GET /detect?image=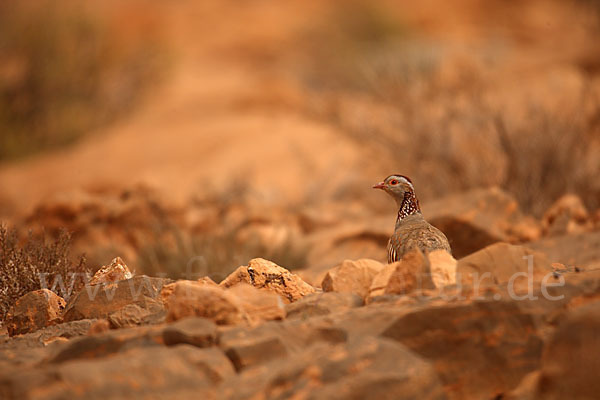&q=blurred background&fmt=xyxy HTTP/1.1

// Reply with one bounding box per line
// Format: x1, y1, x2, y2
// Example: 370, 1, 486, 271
1, 0, 599, 284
